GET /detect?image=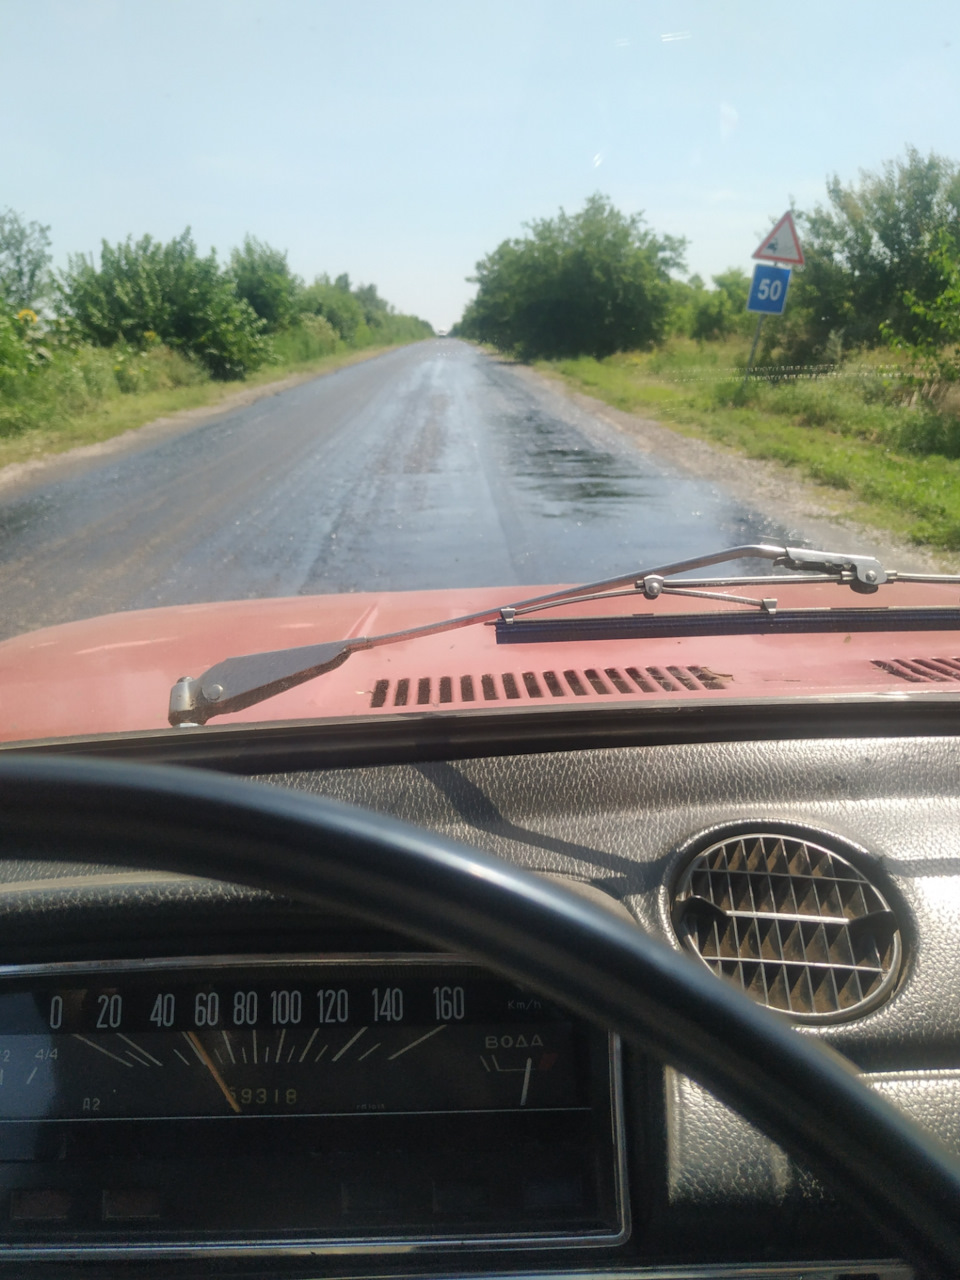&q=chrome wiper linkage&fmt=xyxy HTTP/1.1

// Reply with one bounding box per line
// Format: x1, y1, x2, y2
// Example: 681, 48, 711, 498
614, 547, 889, 617
167, 543, 956, 726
